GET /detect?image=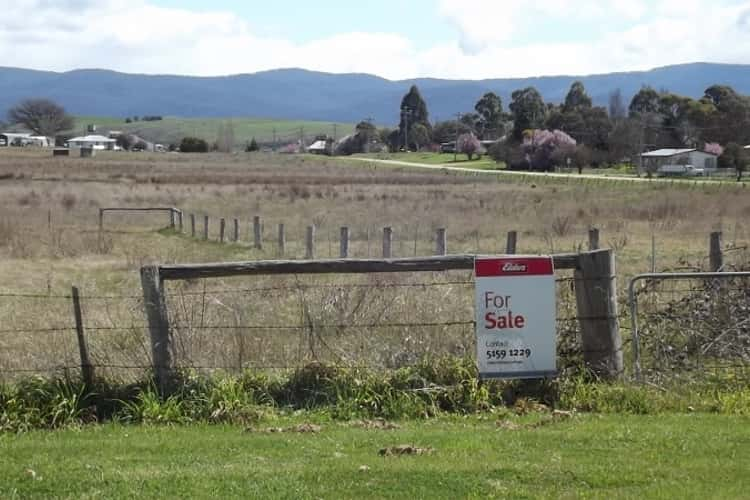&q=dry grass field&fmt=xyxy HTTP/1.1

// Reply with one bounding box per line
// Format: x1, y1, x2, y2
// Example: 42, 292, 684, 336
0, 148, 748, 379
